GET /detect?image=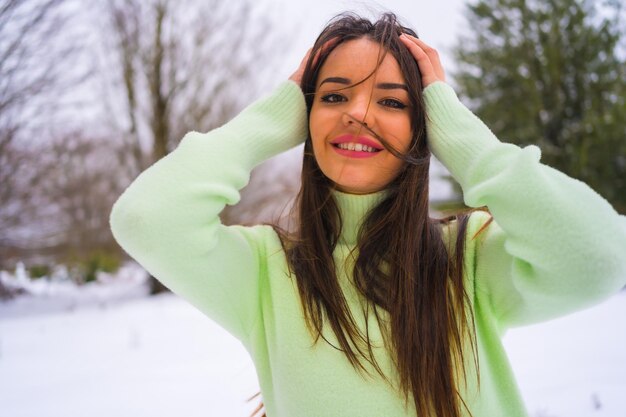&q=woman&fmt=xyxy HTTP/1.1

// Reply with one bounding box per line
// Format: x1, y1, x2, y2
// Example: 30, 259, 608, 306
110, 12, 626, 417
